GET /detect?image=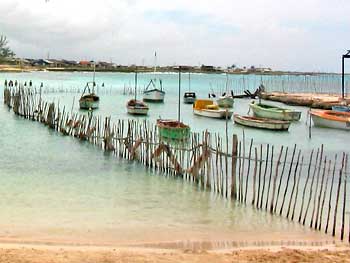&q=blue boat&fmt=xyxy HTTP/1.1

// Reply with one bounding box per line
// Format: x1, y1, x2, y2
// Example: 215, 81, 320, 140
332, 105, 350, 112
